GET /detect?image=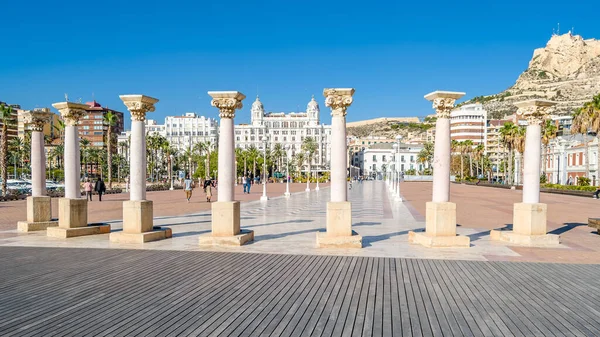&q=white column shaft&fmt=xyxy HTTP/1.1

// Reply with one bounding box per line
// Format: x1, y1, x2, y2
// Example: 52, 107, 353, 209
432, 118, 450, 202
331, 115, 347, 202
130, 120, 146, 201
218, 118, 234, 201
31, 131, 46, 196
523, 124, 541, 203
64, 125, 80, 199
